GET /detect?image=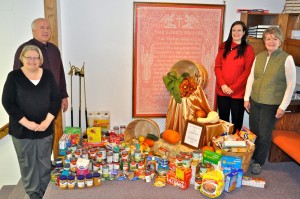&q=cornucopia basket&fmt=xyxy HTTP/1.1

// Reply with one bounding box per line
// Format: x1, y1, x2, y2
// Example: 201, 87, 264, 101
124, 118, 160, 142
